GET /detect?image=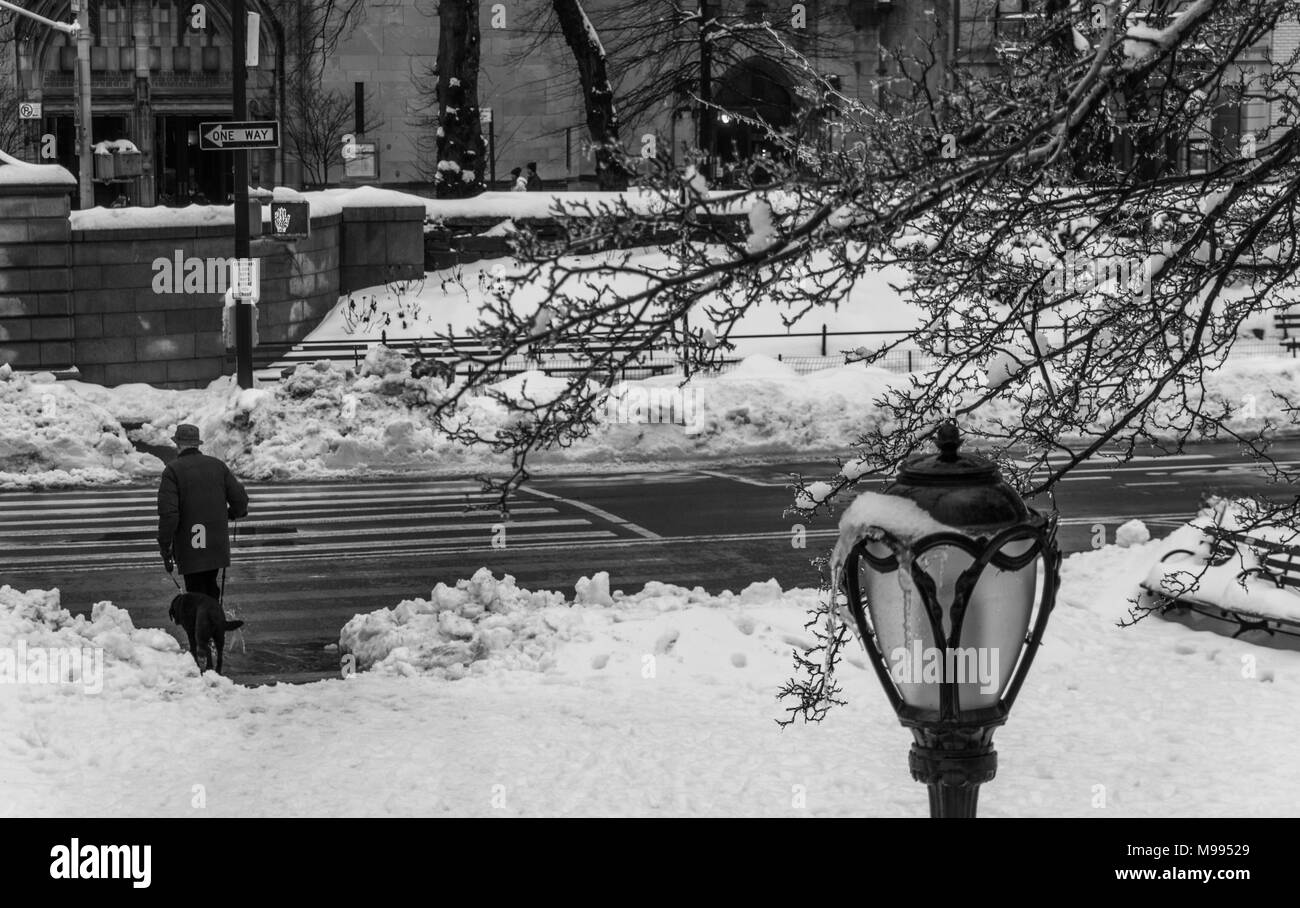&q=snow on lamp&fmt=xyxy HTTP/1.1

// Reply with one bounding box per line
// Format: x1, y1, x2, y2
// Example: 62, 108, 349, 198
834, 420, 1061, 817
